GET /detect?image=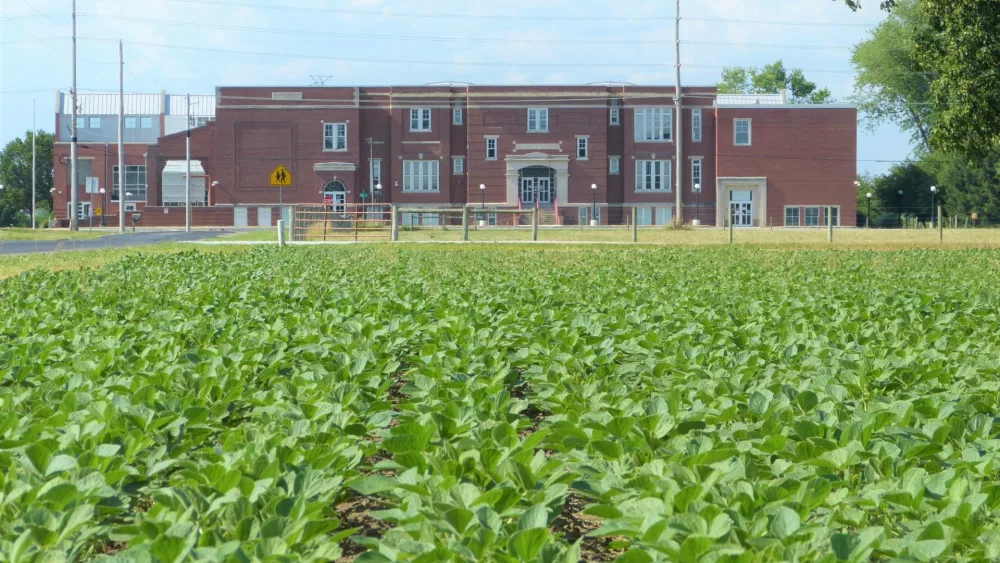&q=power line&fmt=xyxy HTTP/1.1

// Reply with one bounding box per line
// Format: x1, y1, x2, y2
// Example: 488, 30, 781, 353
684, 16, 879, 28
